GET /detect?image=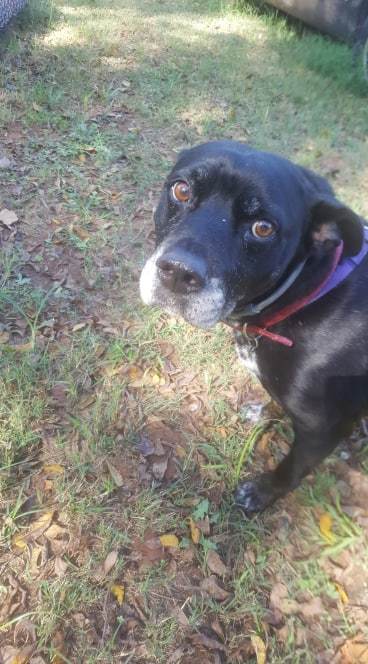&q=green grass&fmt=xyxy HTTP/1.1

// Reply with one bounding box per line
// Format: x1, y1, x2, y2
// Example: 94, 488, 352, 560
0, 0, 368, 661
